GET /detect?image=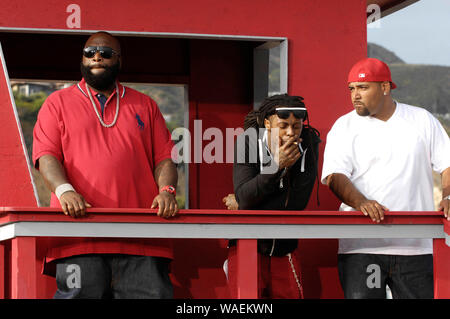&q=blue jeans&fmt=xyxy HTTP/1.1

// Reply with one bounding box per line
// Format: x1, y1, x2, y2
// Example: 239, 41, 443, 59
53, 254, 173, 299
338, 254, 433, 299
